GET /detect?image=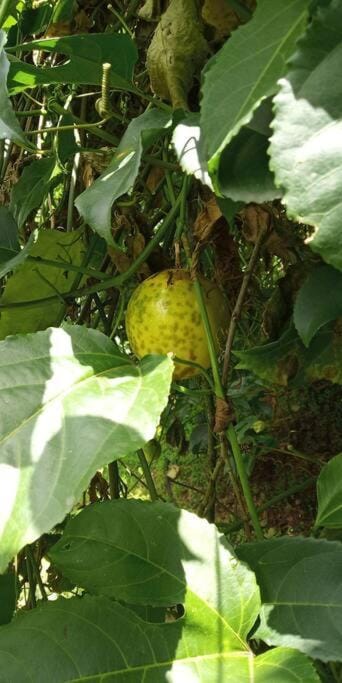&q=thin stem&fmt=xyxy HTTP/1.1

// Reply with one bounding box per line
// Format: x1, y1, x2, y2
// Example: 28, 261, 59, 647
222, 224, 267, 387
25, 116, 111, 136
26, 255, 110, 281
137, 449, 158, 501
184, 235, 263, 539
218, 476, 316, 535
227, 424, 263, 539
